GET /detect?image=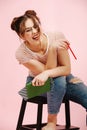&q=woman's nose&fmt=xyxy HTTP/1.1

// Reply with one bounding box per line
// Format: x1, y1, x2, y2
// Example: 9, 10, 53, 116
32, 27, 37, 33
